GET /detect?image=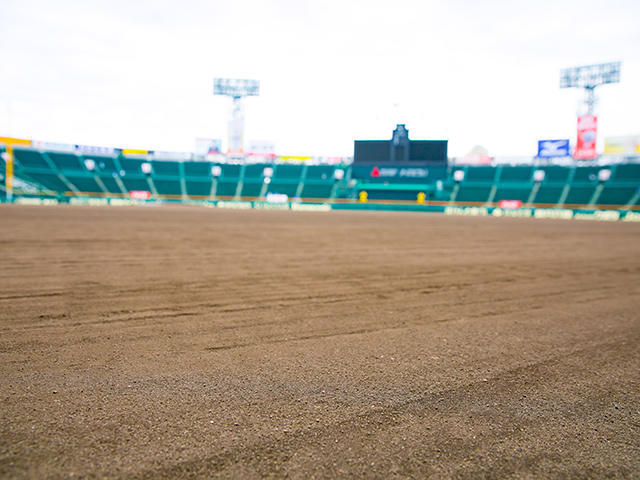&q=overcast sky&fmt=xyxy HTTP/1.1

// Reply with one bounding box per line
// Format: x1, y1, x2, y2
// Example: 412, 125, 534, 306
1, 0, 638, 157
